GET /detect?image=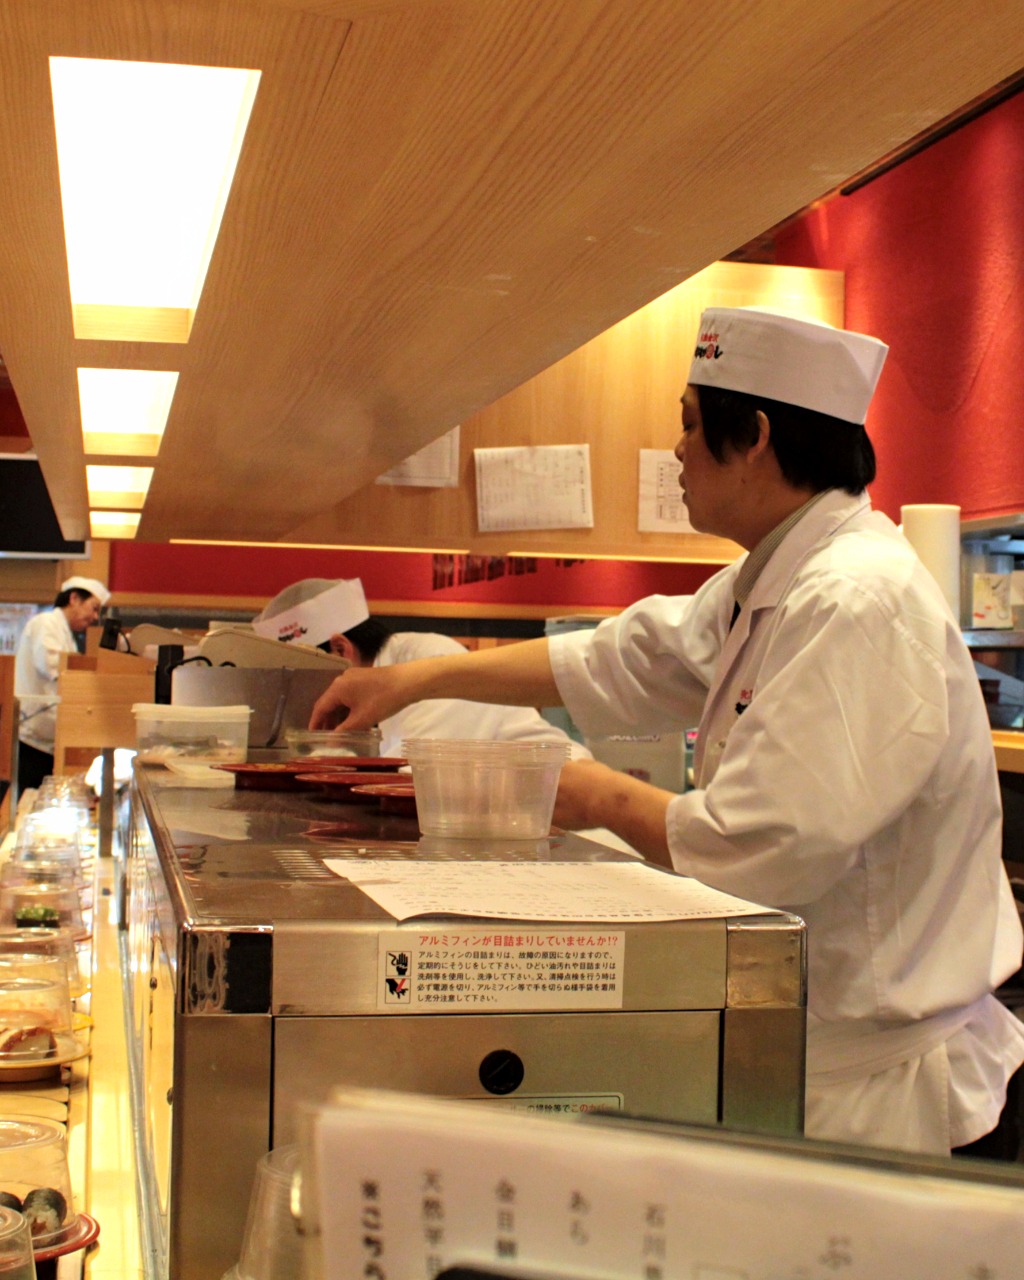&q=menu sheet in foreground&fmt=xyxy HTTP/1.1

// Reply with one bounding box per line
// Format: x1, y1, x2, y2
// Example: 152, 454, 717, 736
309, 1088, 1024, 1280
